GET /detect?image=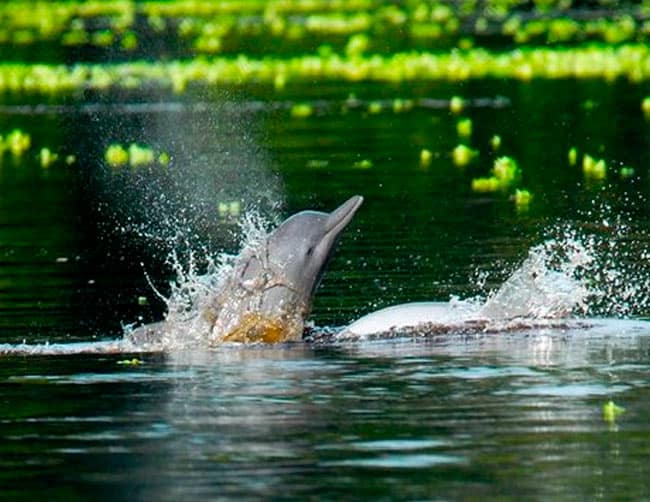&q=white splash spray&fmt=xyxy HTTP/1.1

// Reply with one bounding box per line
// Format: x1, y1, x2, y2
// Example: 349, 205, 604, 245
479, 217, 650, 322
138, 210, 278, 350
